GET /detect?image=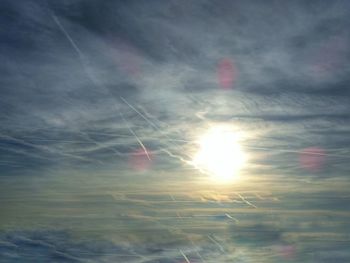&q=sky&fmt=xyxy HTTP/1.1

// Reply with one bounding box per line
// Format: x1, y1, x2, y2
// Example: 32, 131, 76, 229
1, 0, 350, 262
